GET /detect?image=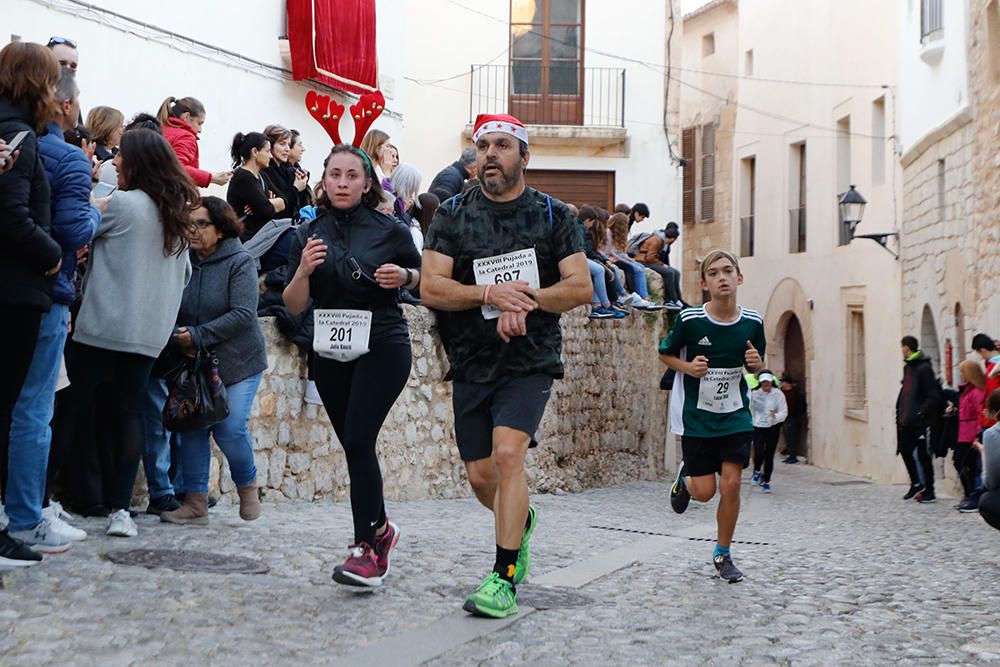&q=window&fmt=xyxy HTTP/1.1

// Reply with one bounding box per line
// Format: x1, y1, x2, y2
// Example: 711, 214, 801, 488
744, 49, 753, 76
836, 115, 851, 246
702, 32, 715, 56
682, 126, 696, 224
740, 156, 755, 257
872, 97, 885, 186
701, 123, 716, 222
921, 0, 943, 43
845, 306, 866, 413
789, 143, 806, 253
937, 159, 946, 223
510, 0, 584, 124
